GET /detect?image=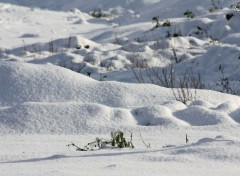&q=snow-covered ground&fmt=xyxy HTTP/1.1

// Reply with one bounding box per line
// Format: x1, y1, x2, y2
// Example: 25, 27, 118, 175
1, 130, 240, 176
1, 0, 240, 175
